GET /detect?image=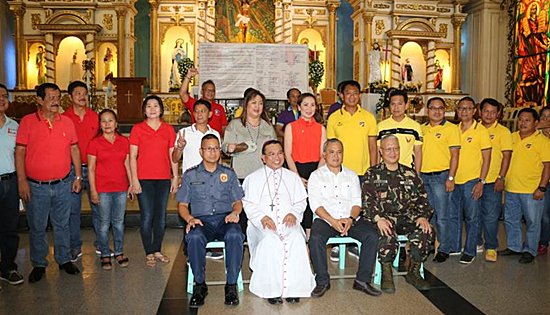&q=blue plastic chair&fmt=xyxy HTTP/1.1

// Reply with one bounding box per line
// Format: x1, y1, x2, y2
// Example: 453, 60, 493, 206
373, 235, 424, 285
326, 236, 362, 270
